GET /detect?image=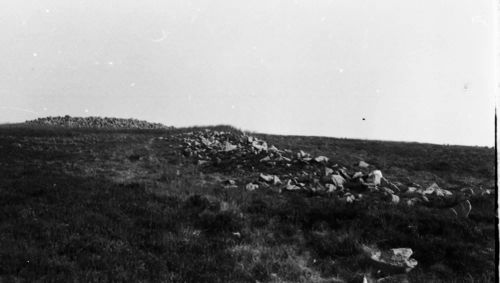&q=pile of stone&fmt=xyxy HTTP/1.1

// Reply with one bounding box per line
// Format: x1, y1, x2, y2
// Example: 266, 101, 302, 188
165, 129, 473, 217
178, 130, 293, 168
26, 116, 172, 130
158, 129, 483, 280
